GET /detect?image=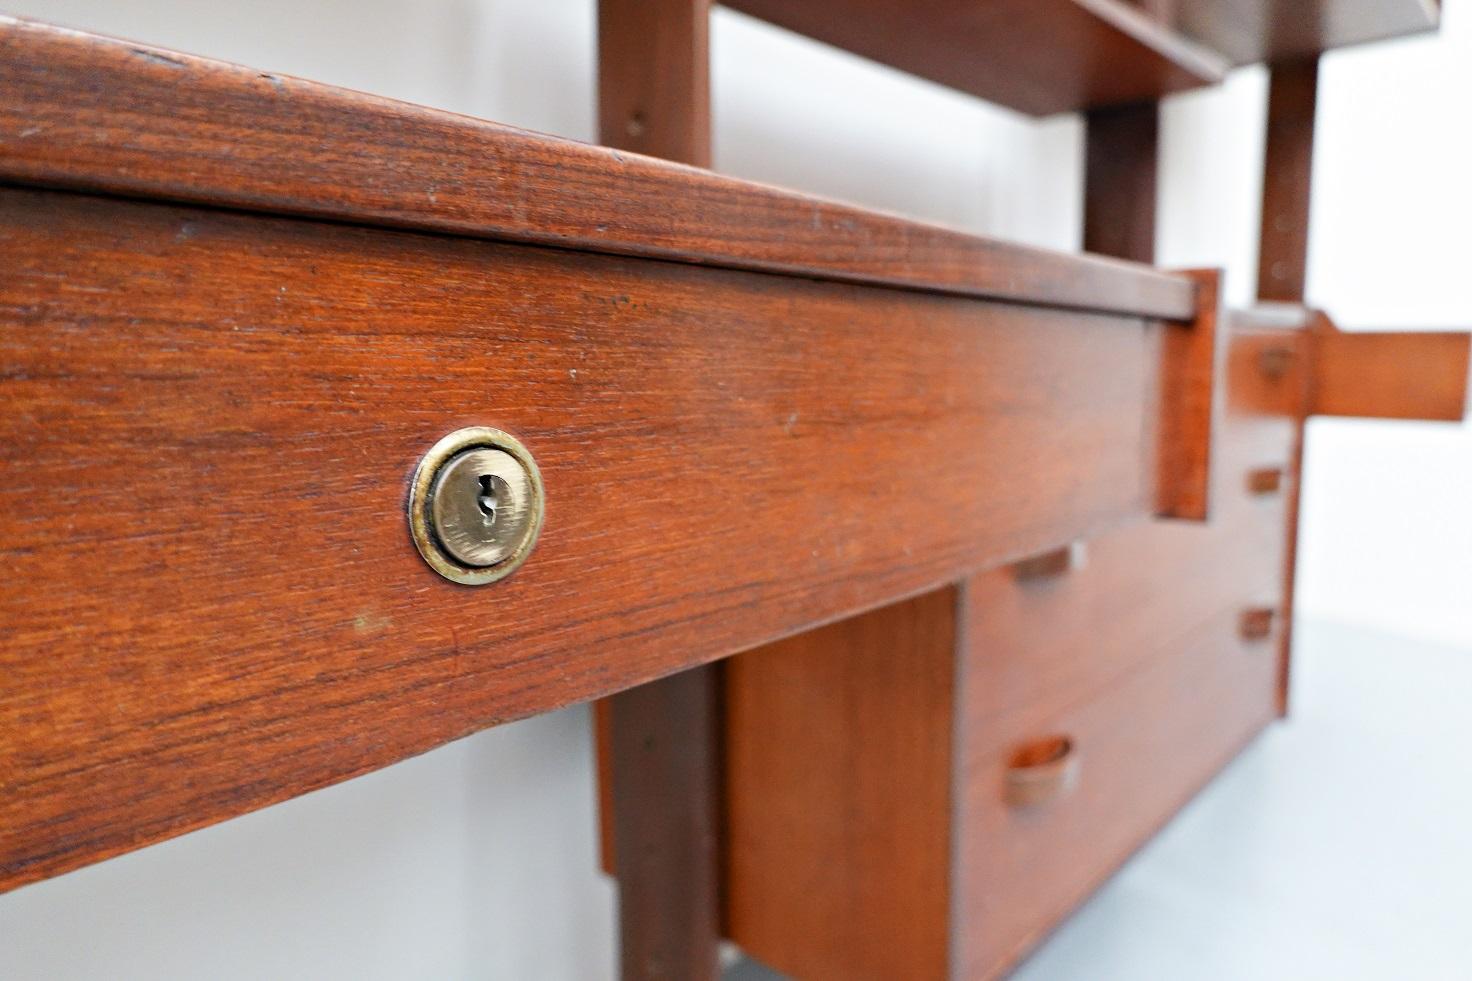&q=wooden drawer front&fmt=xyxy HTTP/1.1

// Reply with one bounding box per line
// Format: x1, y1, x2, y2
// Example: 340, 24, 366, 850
953, 605, 1280, 979
951, 325, 1303, 977
961, 325, 1301, 734
1, 187, 1185, 890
